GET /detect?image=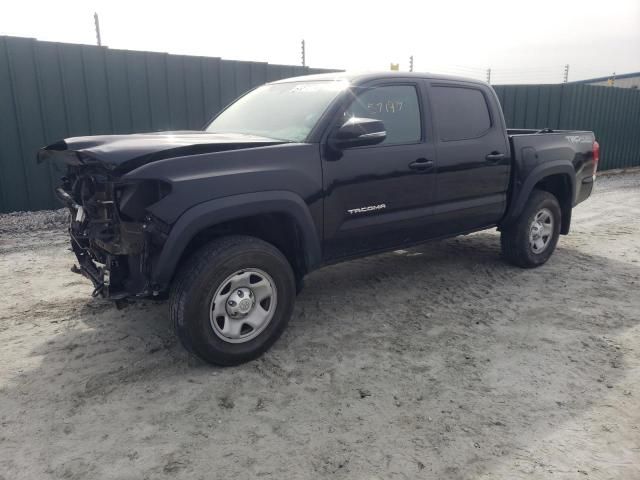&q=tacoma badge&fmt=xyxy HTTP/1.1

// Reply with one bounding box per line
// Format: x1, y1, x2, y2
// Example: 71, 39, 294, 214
347, 204, 387, 215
